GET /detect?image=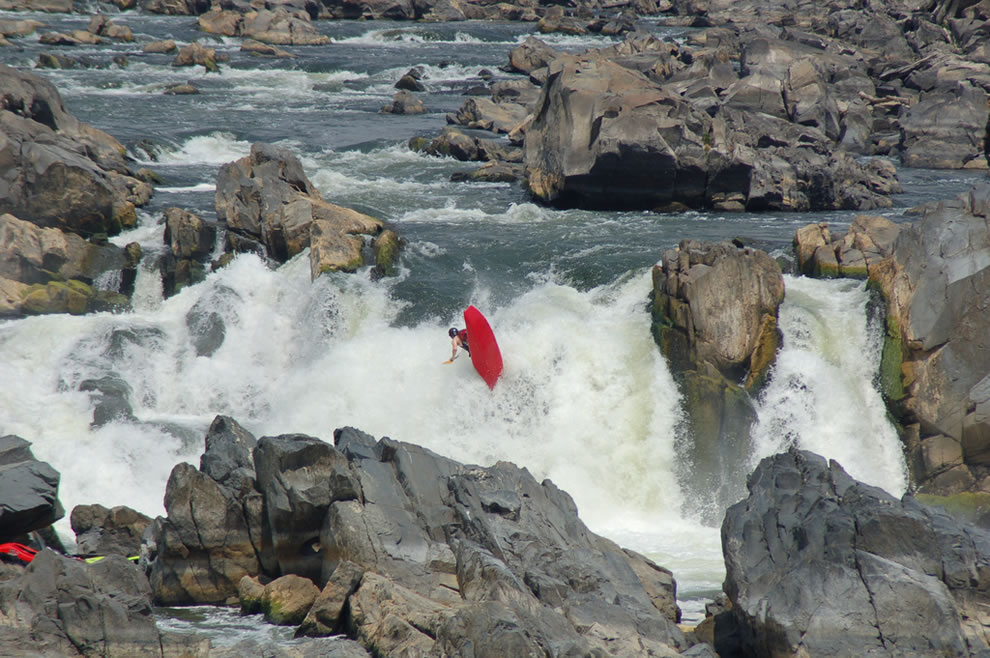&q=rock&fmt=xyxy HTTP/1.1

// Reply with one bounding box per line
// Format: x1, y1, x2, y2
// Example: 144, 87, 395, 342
867, 186, 990, 495
0, 66, 150, 236
0, 436, 63, 540
261, 574, 321, 625
0, 19, 43, 38
297, 560, 365, 637
0, 551, 168, 656
447, 96, 528, 134
70, 504, 150, 557
0, 213, 134, 288
241, 38, 295, 57
381, 89, 425, 114
160, 207, 217, 297
371, 228, 401, 278
163, 83, 199, 95
216, 143, 384, 274
720, 449, 989, 656
900, 81, 989, 169
254, 434, 351, 583
143, 38, 177, 53
241, 8, 330, 46
146, 456, 263, 604
652, 241, 783, 518
394, 72, 425, 92
506, 36, 560, 75
172, 42, 219, 72
238, 574, 266, 614
199, 414, 257, 492
654, 240, 784, 383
